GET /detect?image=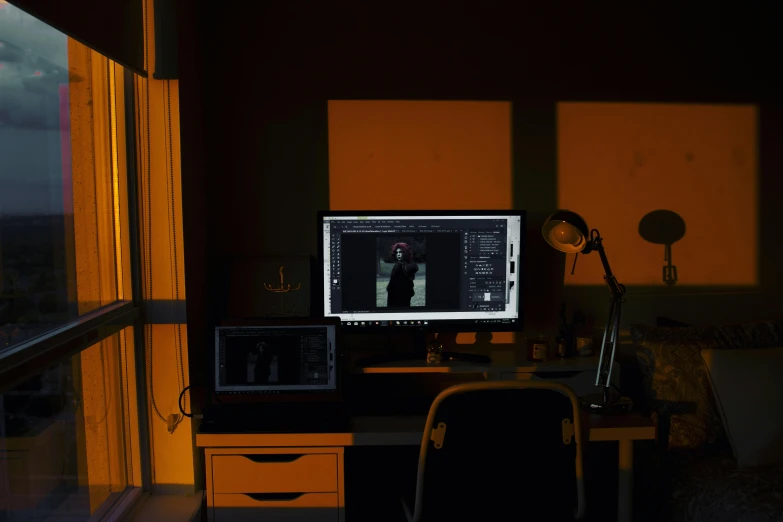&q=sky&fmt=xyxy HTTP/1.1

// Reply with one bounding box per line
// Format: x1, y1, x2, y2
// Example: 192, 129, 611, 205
0, 2, 71, 216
